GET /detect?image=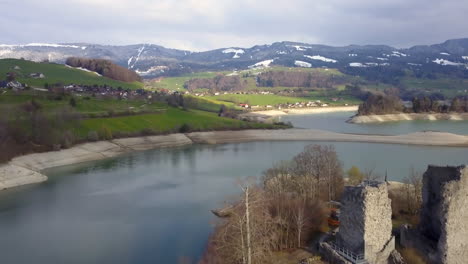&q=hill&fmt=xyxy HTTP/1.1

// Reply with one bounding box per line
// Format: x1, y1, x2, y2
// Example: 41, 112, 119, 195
1, 39, 468, 80
0, 59, 144, 89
